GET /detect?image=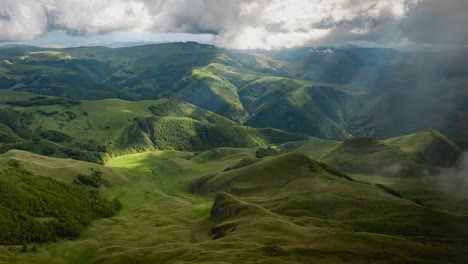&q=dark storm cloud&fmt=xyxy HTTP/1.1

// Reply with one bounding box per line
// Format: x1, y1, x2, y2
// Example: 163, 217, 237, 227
400, 0, 468, 45
0, 9, 12, 21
